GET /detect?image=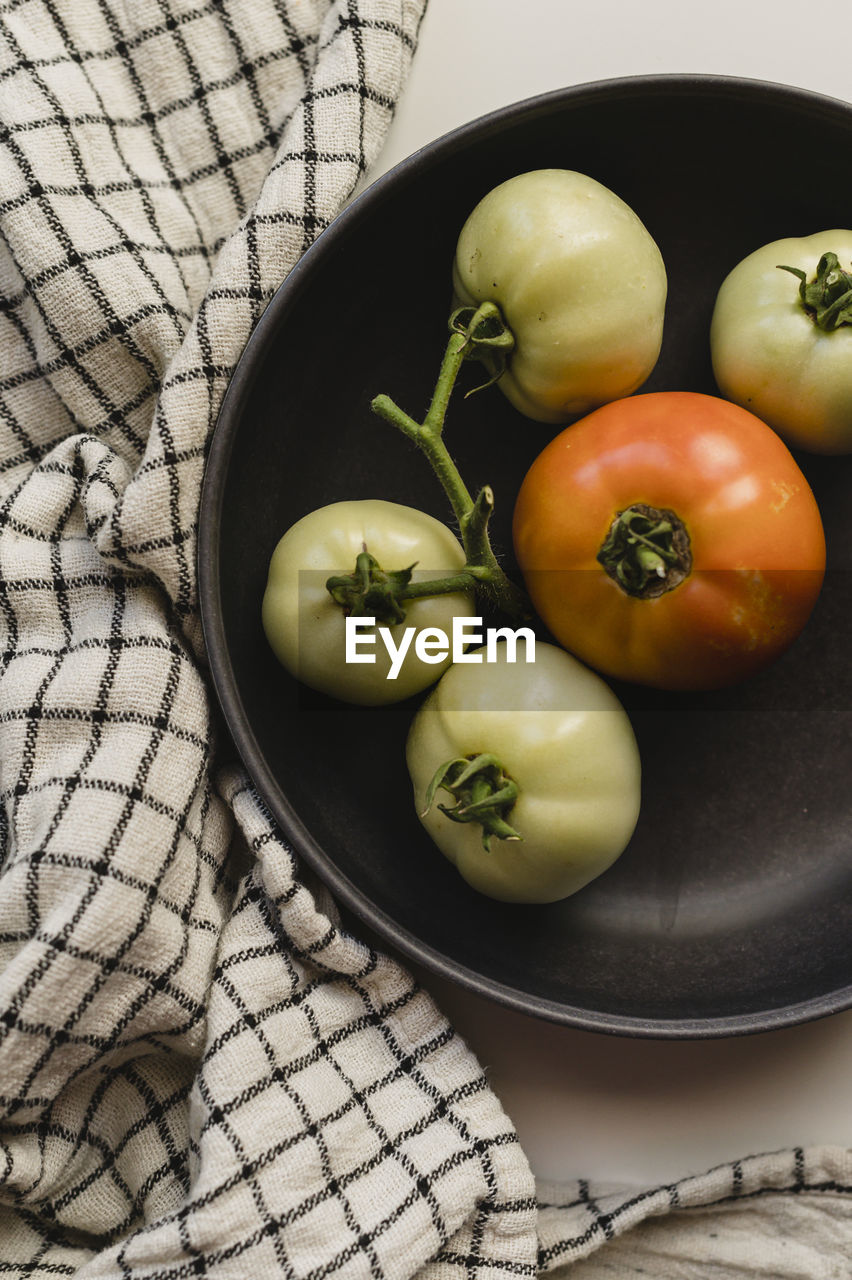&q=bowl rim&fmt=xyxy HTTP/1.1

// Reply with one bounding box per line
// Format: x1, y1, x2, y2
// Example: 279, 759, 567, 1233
198, 72, 852, 1039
